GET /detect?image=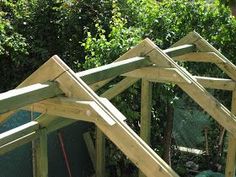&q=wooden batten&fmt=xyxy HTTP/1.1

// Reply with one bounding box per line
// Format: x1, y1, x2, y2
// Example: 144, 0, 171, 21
77, 57, 150, 85
194, 76, 236, 91
225, 90, 236, 177
83, 132, 96, 169
173, 52, 226, 63
0, 121, 40, 155
95, 128, 105, 177
139, 79, 152, 177
0, 82, 62, 114
163, 44, 196, 58
34, 129, 48, 177
0, 121, 39, 147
